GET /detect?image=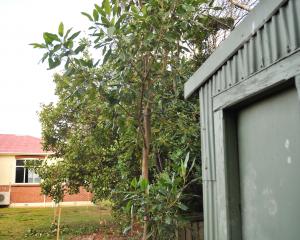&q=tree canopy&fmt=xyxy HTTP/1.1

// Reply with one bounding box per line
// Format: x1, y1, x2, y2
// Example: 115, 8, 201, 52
32, 0, 239, 238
